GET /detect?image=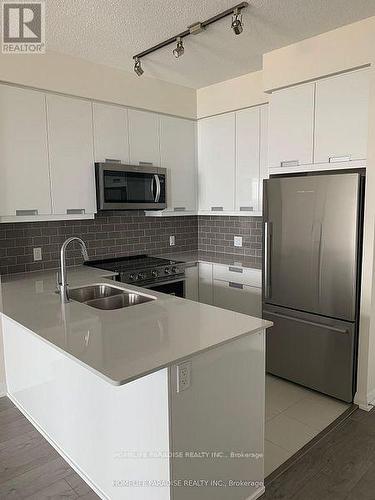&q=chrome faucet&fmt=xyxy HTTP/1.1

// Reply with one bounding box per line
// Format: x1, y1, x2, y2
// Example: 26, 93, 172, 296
58, 237, 89, 303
